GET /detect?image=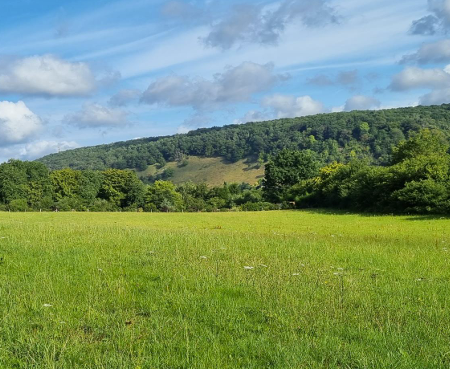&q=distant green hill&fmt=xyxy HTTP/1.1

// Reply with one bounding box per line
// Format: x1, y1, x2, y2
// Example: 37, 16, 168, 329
37, 105, 450, 184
